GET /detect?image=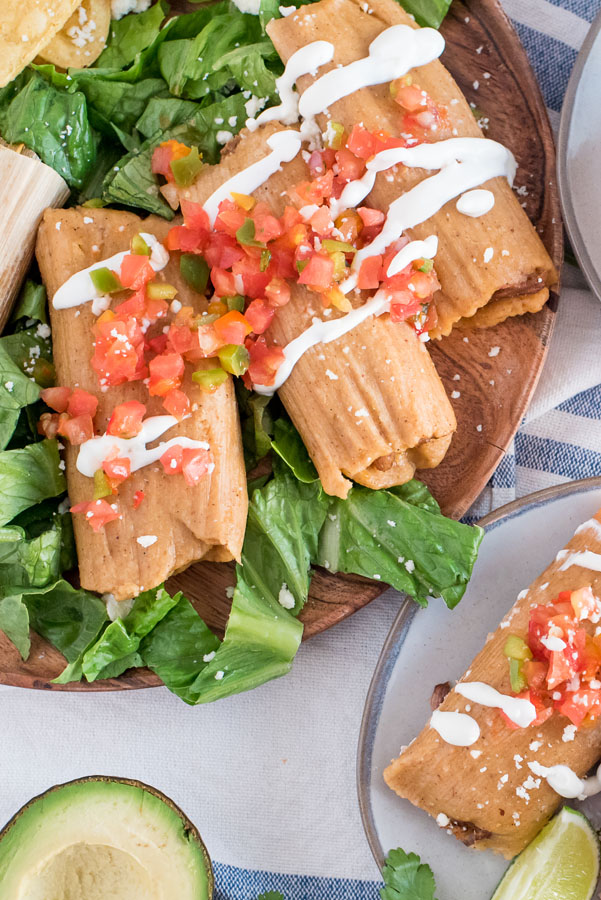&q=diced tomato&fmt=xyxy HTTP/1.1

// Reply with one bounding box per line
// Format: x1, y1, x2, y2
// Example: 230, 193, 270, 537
211, 267, 237, 297
245, 298, 275, 334
148, 353, 184, 397
546, 649, 573, 690
298, 253, 335, 289
57, 414, 94, 445
500, 690, 552, 730
393, 83, 426, 112
180, 199, 210, 233
294, 170, 334, 204
67, 388, 98, 419
387, 291, 422, 324
196, 324, 223, 358
528, 605, 554, 660
167, 323, 197, 355
558, 689, 601, 727
92, 316, 146, 386
166, 224, 207, 254
203, 233, 244, 269
335, 148, 365, 183
181, 447, 213, 486
133, 490, 145, 509
357, 255, 383, 290
264, 277, 291, 308
523, 659, 548, 692
107, 401, 146, 438
163, 388, 191, 420
357, 207, 385, 228
347, 124, 378, 160
41, 386, 72, 413
160, 444, 184, 475
280, 206, 303, 232
334, 209, 364, 244
70, 498, 120, 533
213, 310, 252, 345
102, 456, 131, 484
247, 336, 285, 387
215, 204, 247, 236
252, 205, 283, 242
571, 586, 601, 622
120, 254, 155, 291
147, 333, 169, 355
151, 144, 173, 178
309, 206, 333, 236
